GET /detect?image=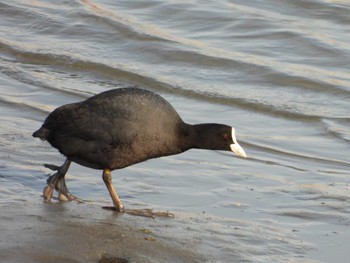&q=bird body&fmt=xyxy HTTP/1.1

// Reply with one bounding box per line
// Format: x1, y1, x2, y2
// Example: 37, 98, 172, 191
34, 88, 189, 169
